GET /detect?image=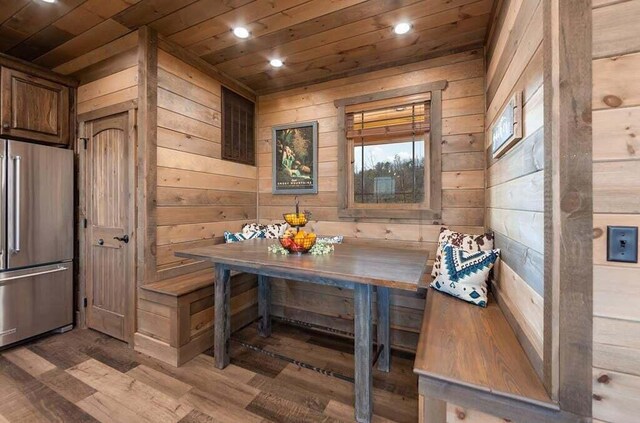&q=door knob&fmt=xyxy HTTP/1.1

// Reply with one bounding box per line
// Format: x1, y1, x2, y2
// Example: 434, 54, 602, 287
113, 234, 129, 243
98, 239, 104, 245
